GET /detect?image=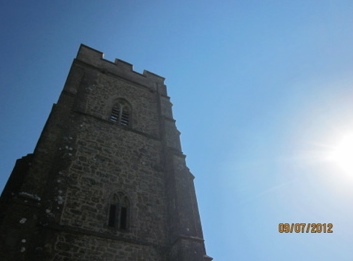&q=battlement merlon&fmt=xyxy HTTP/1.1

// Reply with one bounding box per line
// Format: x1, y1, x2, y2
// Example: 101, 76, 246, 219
76, 44, 167, 95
